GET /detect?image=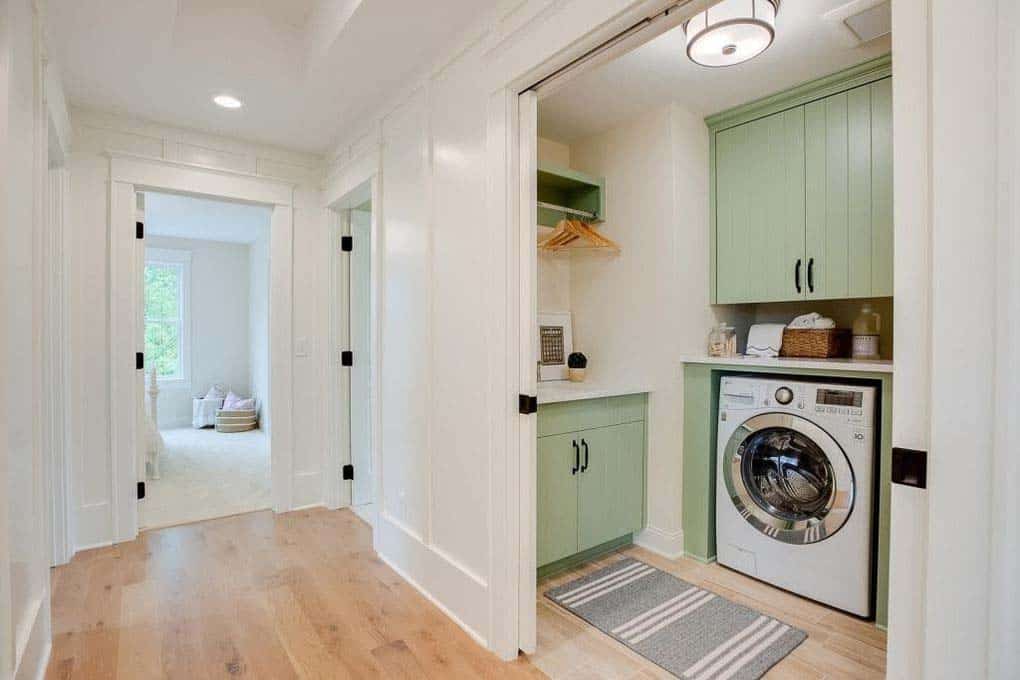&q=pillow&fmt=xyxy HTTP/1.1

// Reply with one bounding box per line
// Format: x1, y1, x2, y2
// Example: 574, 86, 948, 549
233, 398, 255, 411
223, 390, 243, 410
205, 385, 226, 401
